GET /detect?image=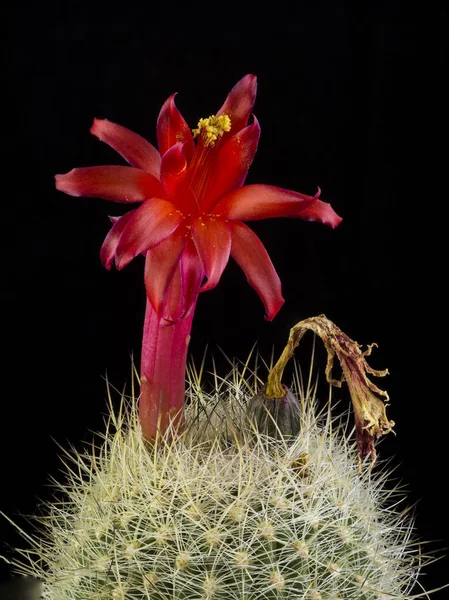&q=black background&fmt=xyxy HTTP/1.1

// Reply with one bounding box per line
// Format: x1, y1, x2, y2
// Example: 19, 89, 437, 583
4, 1, 448, 597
